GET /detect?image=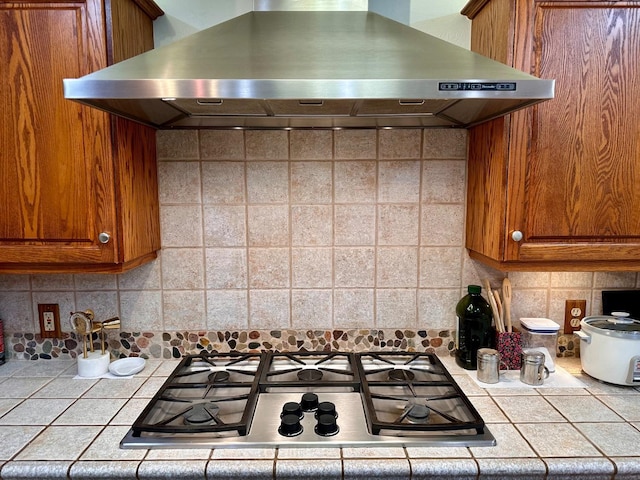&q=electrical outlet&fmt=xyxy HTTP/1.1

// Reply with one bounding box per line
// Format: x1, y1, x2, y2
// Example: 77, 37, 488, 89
38, 304, 61, 338
564, 299, 586, 333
